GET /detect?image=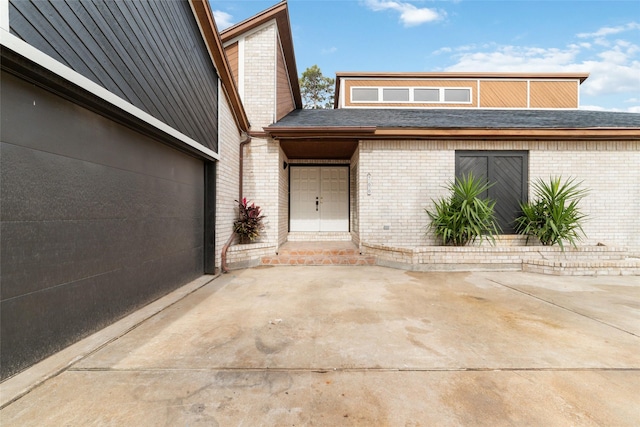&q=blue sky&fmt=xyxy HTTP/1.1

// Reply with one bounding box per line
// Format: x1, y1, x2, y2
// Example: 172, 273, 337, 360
211, 1, 640, 112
